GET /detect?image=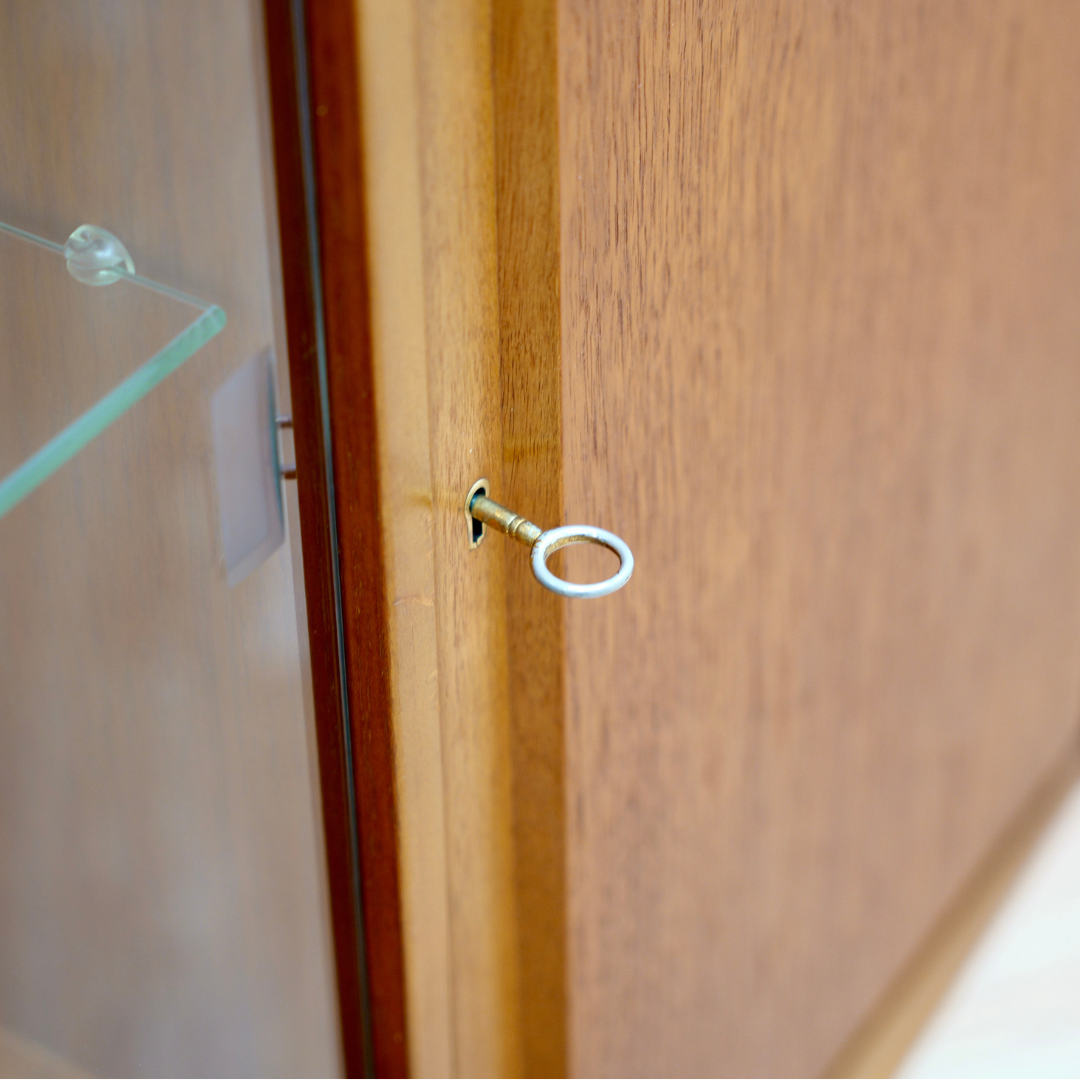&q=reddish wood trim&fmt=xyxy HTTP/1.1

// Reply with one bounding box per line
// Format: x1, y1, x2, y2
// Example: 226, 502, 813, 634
304, 0, 409, 1073
263, 1, 408, 1076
